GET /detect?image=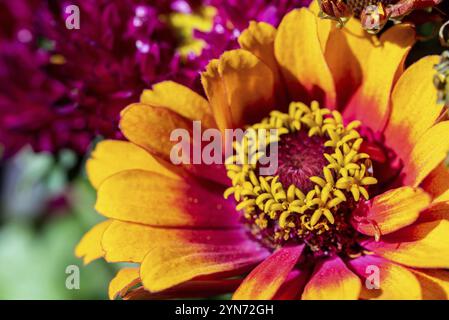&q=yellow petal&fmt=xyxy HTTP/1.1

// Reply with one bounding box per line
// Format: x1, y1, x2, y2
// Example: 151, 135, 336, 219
140, 81, 216, 129
201, 49, 275, 132
95, 169, 239, 227
140, 244, 269, 292
316, 19, 332, 53
201, 59, 232, 131
306, 0, 333, 52
349, 255, 422, 300
238, 22, 277, 71
324, 25, 362, 107
339, 19, 376, 82
119, 103, 227, 185
275, 8, 336, 107
384, 56, 444, 161
308, 0, 320, 13
302, 256, 361, 300
365, 219, 449, 268
238, 22, 286, 105
324, 18, 375, 107
403, 121, 449, 187
86, 140, 179, 189
344, 24, 415, 132
109, 267, 140, 300
120, 103, 192, 160
351, 187, 430, 237
75, 220, 111, 265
